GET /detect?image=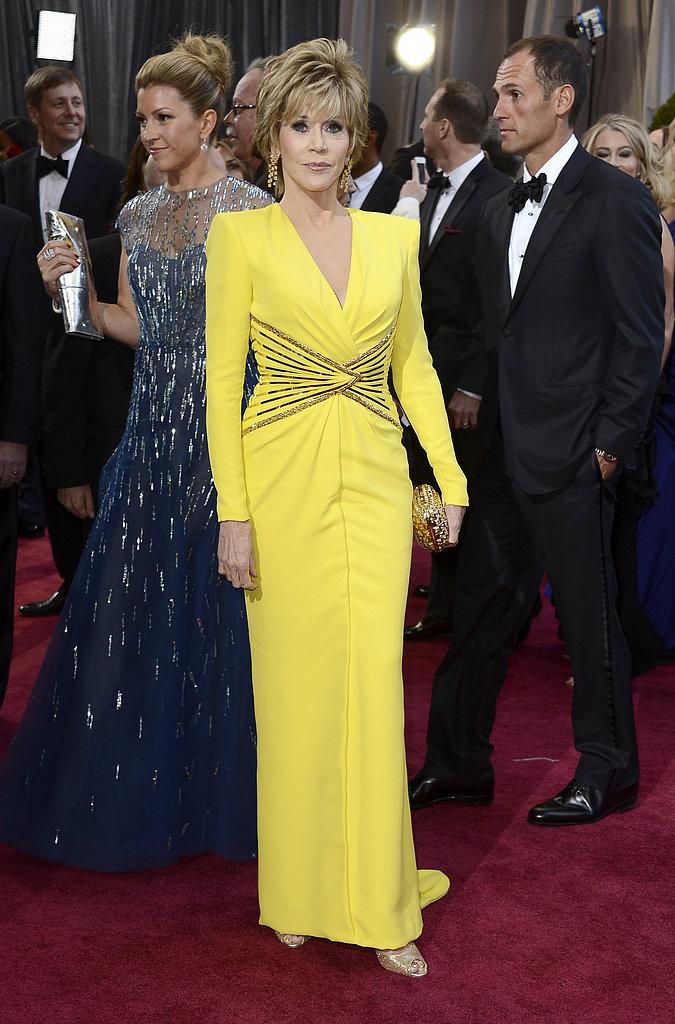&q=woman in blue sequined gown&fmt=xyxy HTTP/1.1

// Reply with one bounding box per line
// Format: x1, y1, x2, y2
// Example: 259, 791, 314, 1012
0, 35, 271, 870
